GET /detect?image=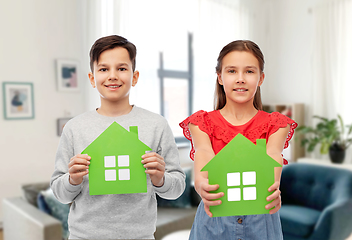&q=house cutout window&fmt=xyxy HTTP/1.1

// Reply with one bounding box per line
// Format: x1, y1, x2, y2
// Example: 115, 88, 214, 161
227, 171, 257, 201
104, 155, 130, 181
